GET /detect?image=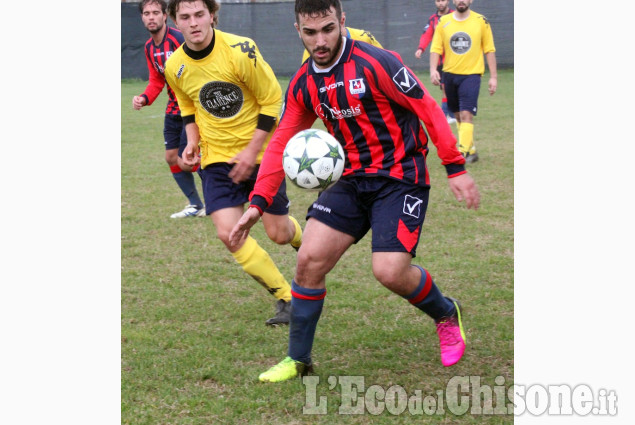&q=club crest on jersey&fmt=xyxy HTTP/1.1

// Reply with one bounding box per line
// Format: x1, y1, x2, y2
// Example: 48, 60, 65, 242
199, 81, 244, 118
348, 78, 366, 96
403, 194, 423, 218
450, 32, 472, 54
392, 67, 417, 93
